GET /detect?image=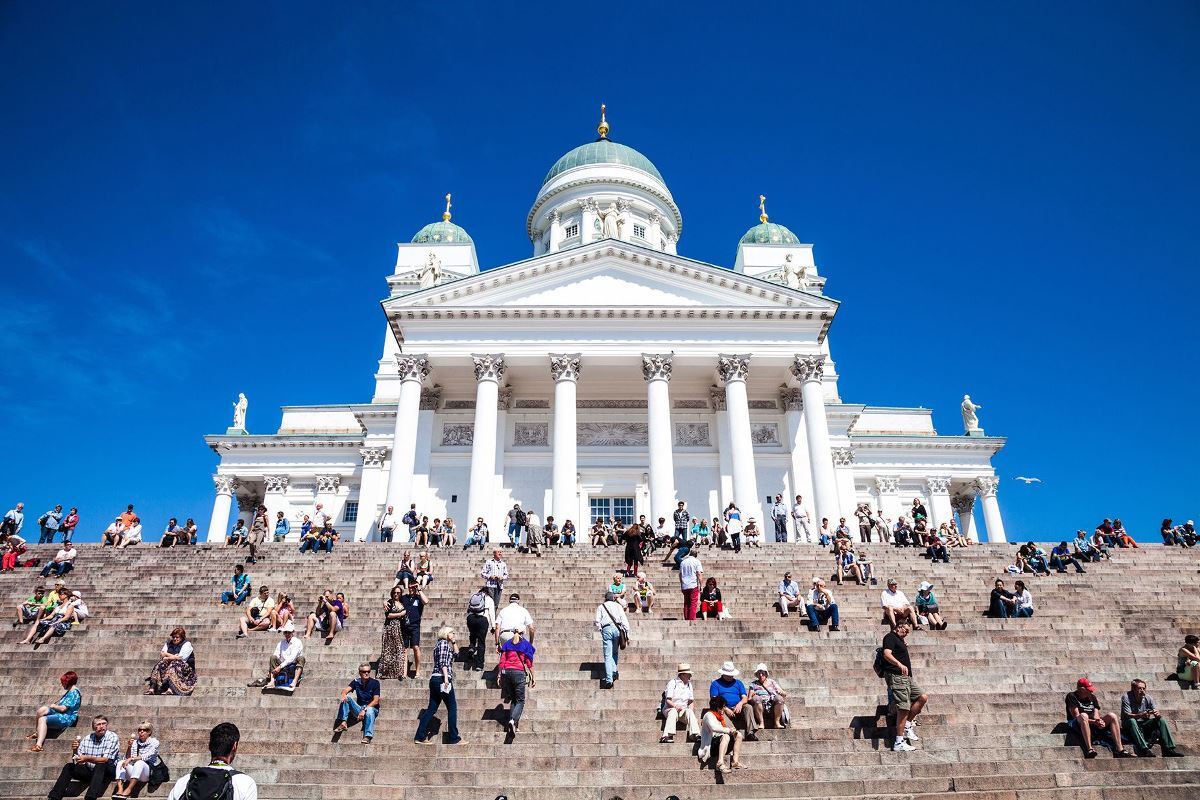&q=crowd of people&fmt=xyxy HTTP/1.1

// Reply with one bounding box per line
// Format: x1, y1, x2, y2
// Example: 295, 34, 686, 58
5, 494, 1199, 798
